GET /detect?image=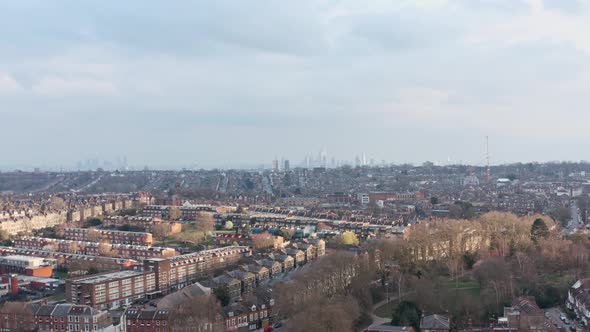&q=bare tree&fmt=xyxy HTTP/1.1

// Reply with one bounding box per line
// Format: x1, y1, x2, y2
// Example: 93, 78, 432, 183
50, 196, 66, 210
252, 232, 275, 252
86, 229, 104, 243
195, 212, 215, 233
152, 223, 170, 242
0, 302, 34, 332
98, 242, 116, 257
169, 295, 226, 332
